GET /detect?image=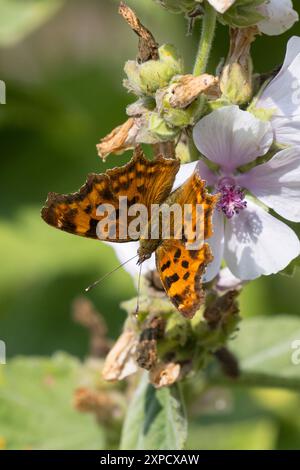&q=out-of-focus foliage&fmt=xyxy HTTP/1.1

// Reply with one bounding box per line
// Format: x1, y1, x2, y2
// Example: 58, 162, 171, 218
228, 316, 300, 388
0, 0, 64, 46
204, 316, 300, 390
0, 353, 105, 449
0, 0, 300, 450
